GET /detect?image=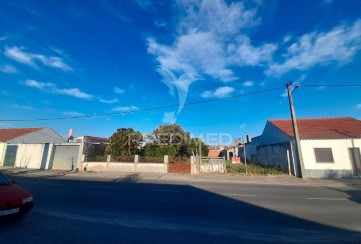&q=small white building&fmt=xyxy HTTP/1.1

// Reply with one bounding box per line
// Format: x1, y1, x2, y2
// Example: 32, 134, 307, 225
251, 117, 361, 178
0, 128, 67, 169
